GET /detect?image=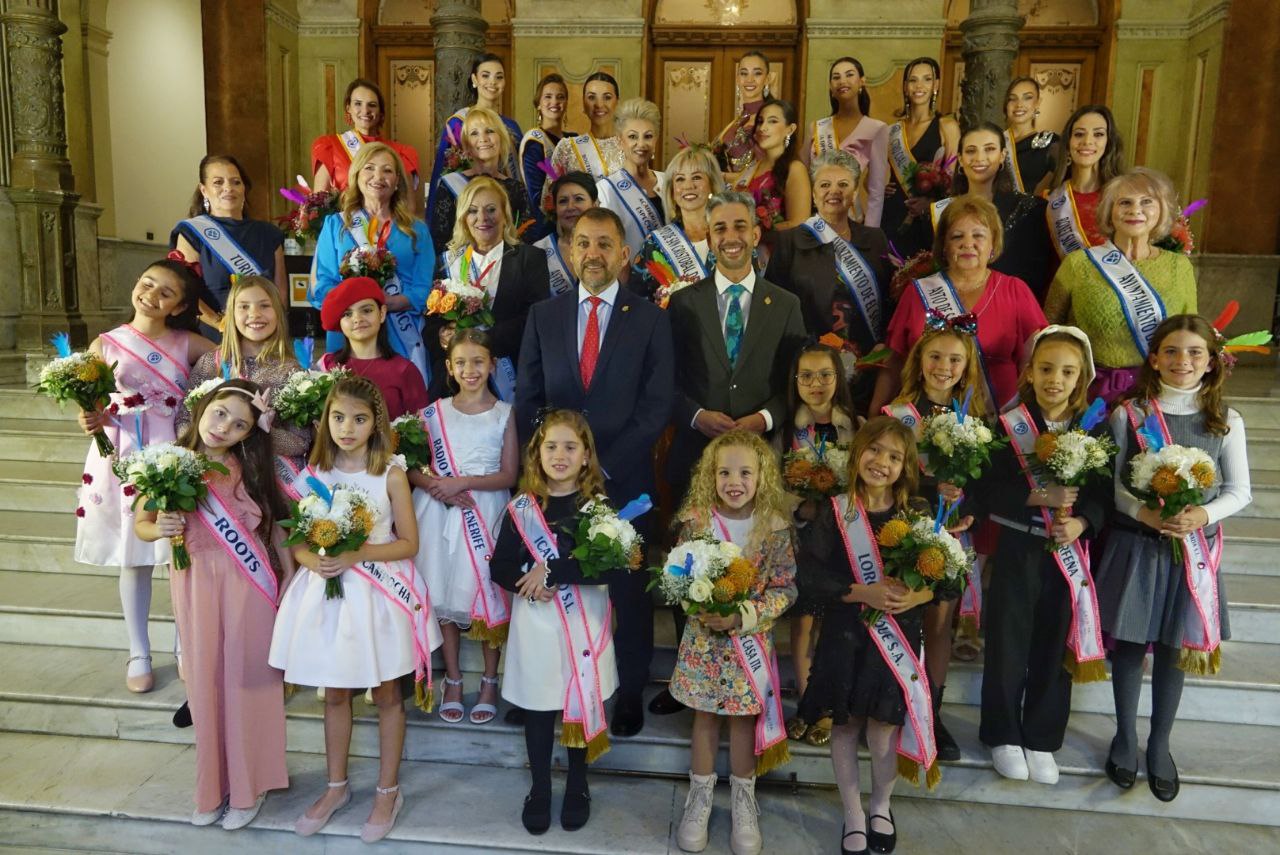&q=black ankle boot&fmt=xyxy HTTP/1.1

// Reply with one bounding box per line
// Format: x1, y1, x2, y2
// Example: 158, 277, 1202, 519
933, 684, 960, 762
